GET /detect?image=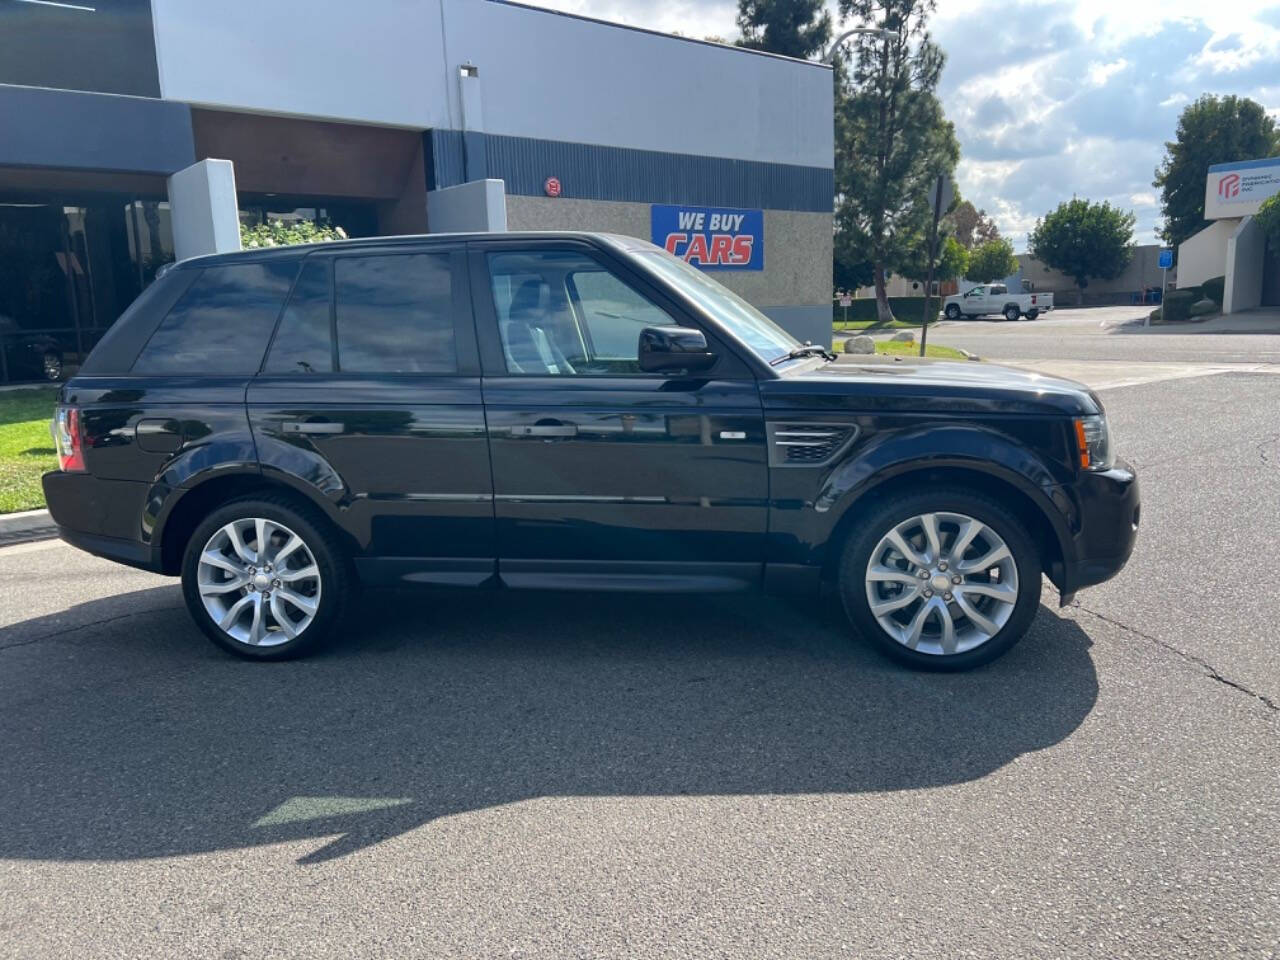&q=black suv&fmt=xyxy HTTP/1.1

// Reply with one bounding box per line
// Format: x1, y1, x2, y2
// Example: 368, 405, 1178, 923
43, 233, 1139, 669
